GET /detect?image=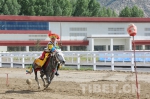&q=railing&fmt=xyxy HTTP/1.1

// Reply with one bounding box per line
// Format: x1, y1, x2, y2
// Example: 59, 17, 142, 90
0, 51, 150, 72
